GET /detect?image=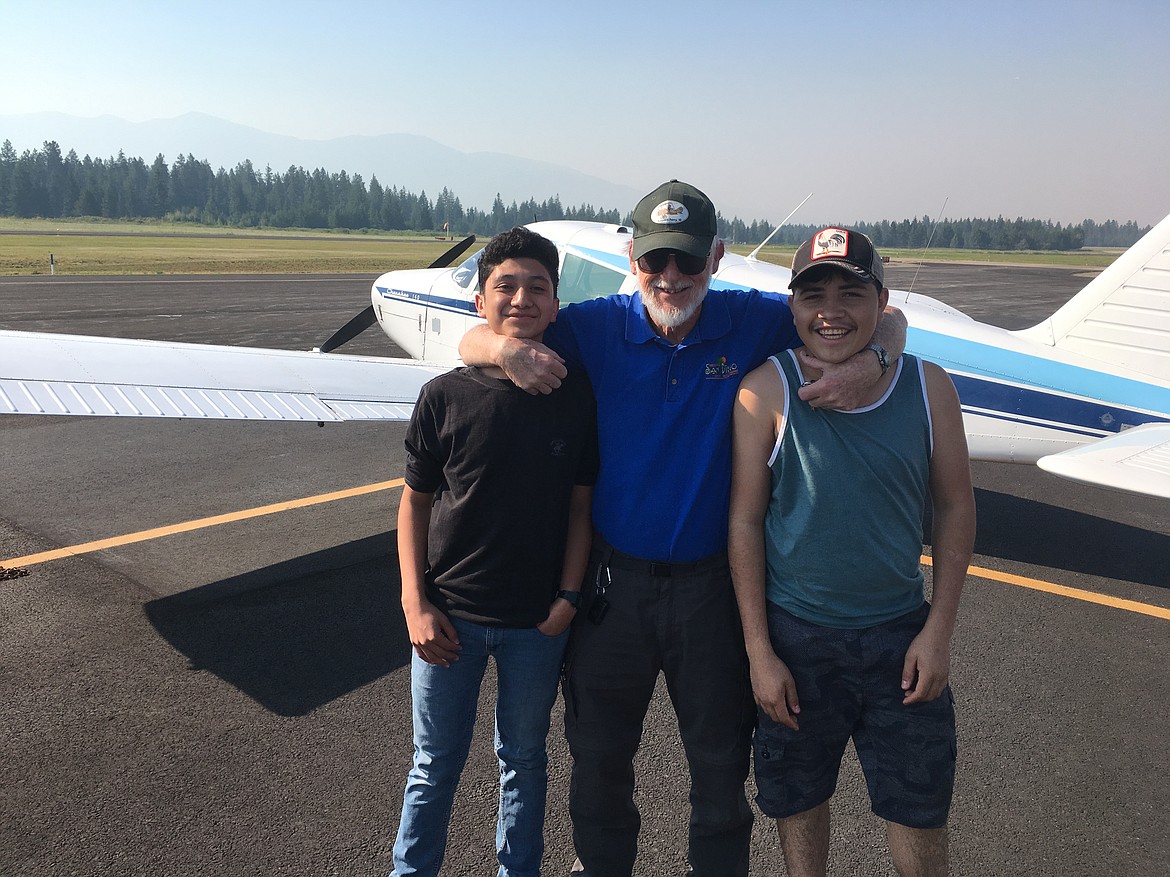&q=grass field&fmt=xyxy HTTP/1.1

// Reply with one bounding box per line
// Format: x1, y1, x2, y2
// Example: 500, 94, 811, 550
0, 218, 1126, 275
